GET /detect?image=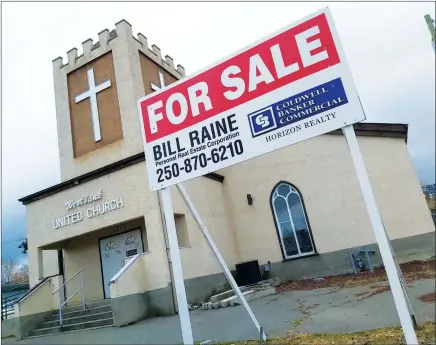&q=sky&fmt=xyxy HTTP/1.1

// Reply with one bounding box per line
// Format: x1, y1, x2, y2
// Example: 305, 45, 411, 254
1, 2, 435, 263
